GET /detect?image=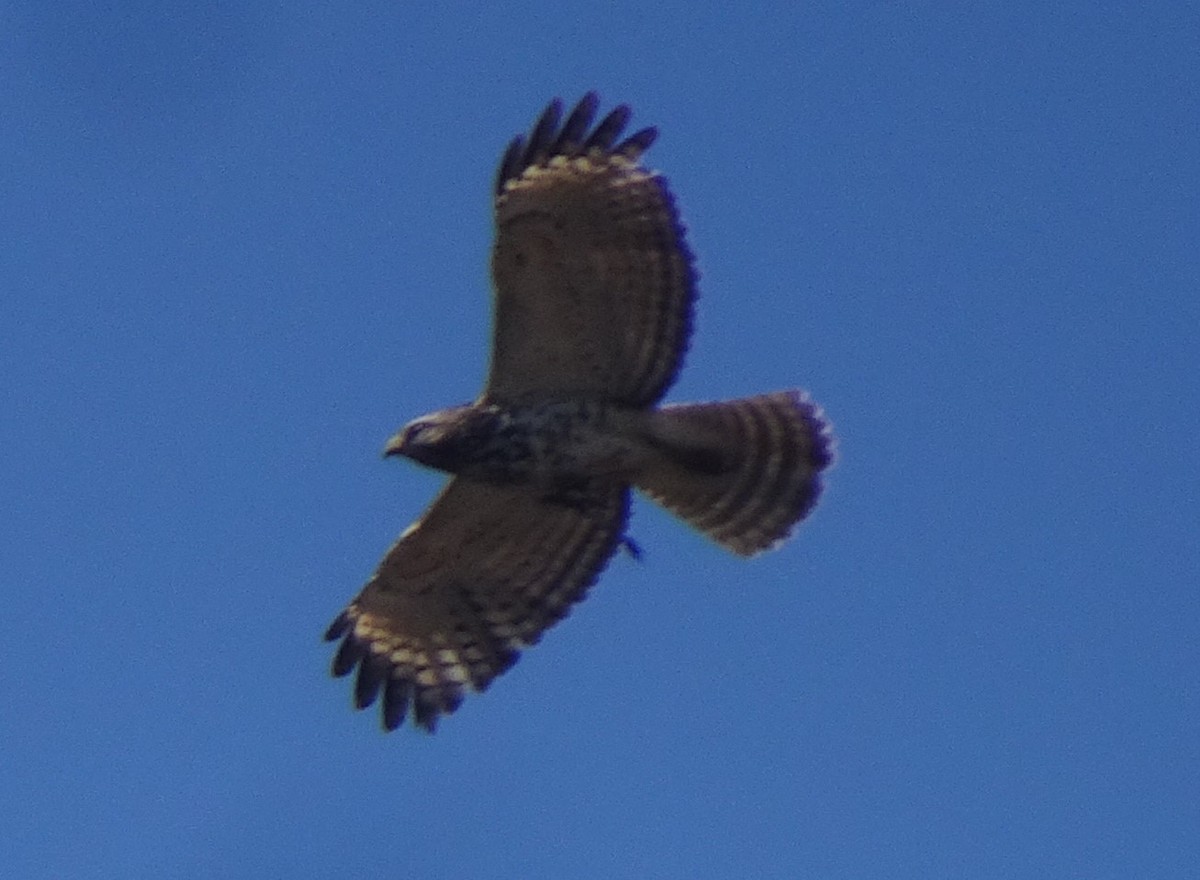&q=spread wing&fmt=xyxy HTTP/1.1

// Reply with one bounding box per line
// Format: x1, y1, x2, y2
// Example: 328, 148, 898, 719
486, 93, 697, 408
325, 478, 630, 731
